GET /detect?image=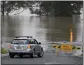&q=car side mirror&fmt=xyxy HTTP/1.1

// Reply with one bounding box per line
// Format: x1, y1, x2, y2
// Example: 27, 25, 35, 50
38, 42, 41, 44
